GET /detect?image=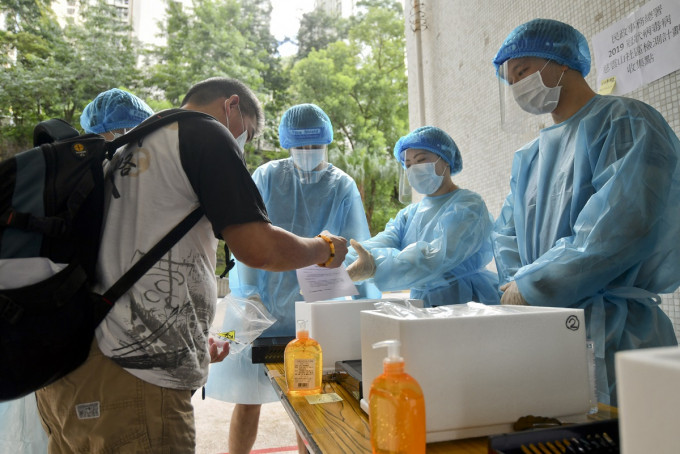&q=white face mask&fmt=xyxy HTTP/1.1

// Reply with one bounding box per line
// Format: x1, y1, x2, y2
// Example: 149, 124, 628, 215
406, 159, 444, 195
227, 104, 248, 154
110, 128, 128, 140
291, 148, 326, 172
235, 130, 247, 152
510, 61, 564, 115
